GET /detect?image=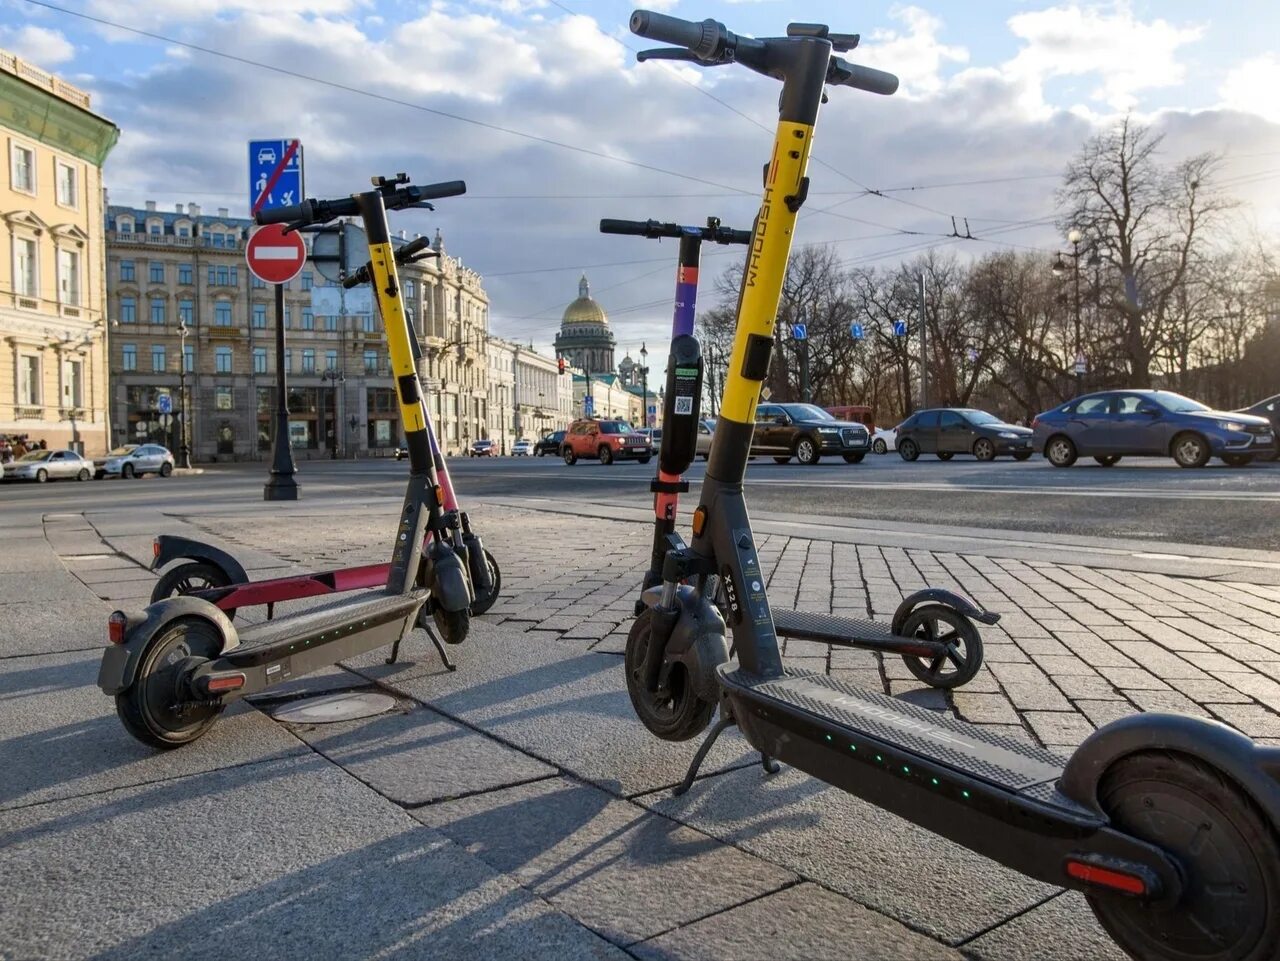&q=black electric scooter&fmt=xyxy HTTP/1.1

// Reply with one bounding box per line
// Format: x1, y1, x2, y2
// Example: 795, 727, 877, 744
602, 215, 989, 692
624, 11, 1280, 961
98, 175, 477, 749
